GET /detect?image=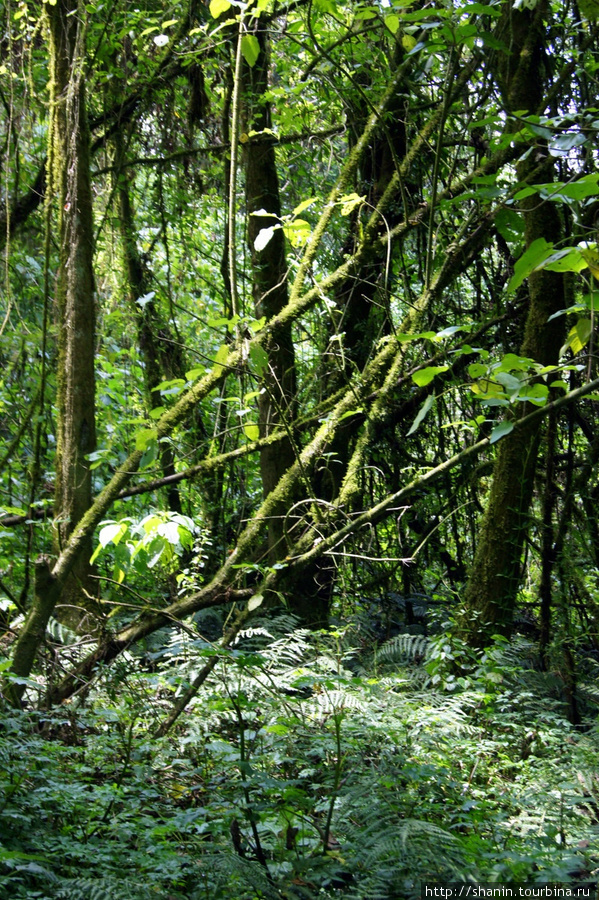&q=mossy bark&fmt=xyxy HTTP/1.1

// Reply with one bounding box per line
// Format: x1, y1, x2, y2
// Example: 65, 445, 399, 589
3, 557, 60, 705
461, 0, 566, 645
48, 0, 98, 631
242, 28, 297, 567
